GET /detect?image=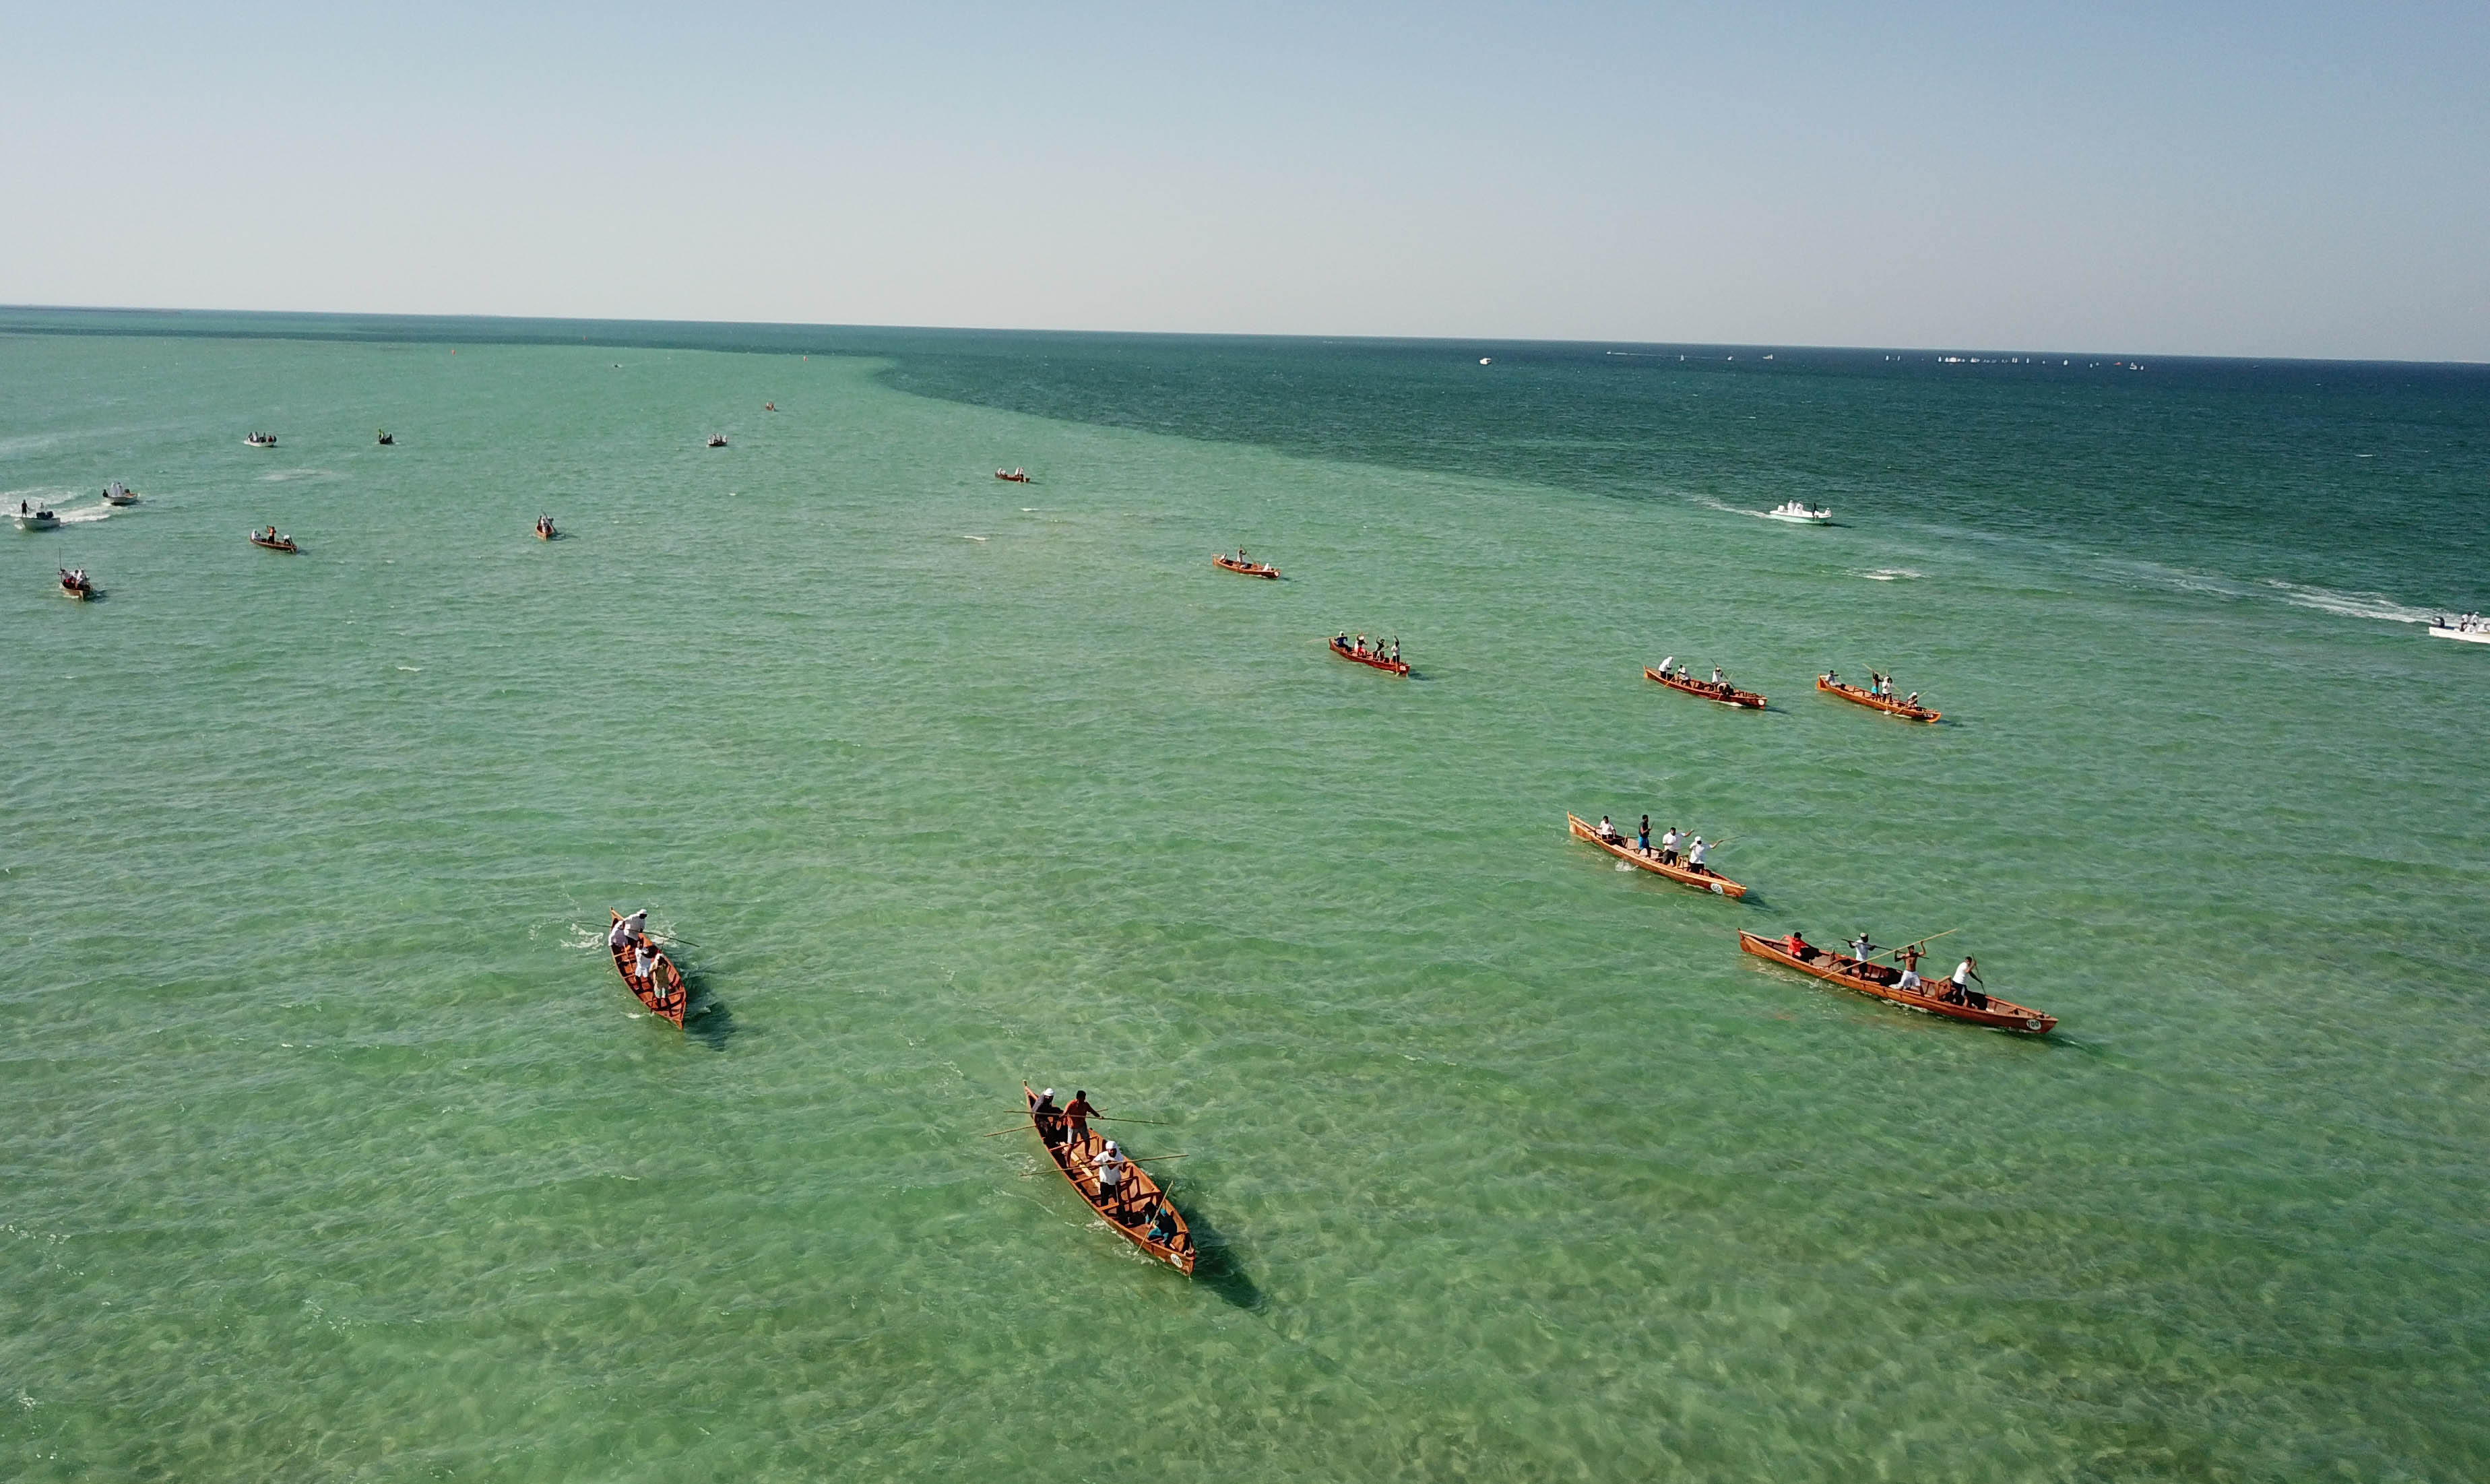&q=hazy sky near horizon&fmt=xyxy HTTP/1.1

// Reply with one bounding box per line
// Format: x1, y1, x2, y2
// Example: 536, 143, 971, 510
3, 3, 2485, 360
